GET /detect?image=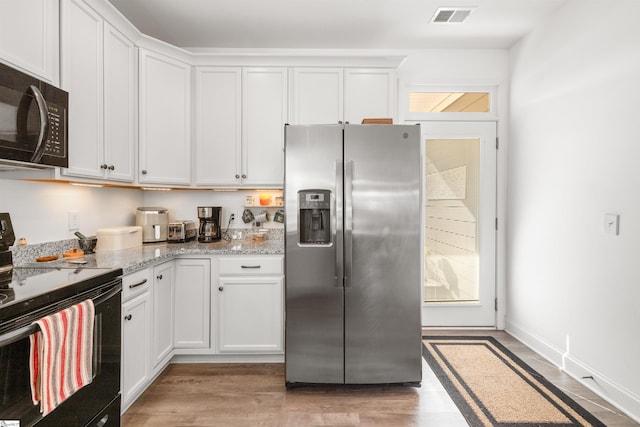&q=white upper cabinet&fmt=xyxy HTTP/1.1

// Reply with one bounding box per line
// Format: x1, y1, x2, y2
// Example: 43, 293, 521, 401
242, 67, 288, 187
195, 67, 287, 187
291, 68, 343, 125
139, 48, 191, 185
194, 67, 242, 186
0, 0, 59, 84
102, 23, 136, 181
61, 0, 104, 179
291, 67, 395, 125
344, 68, 395, 124
61, 0, 136, 182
